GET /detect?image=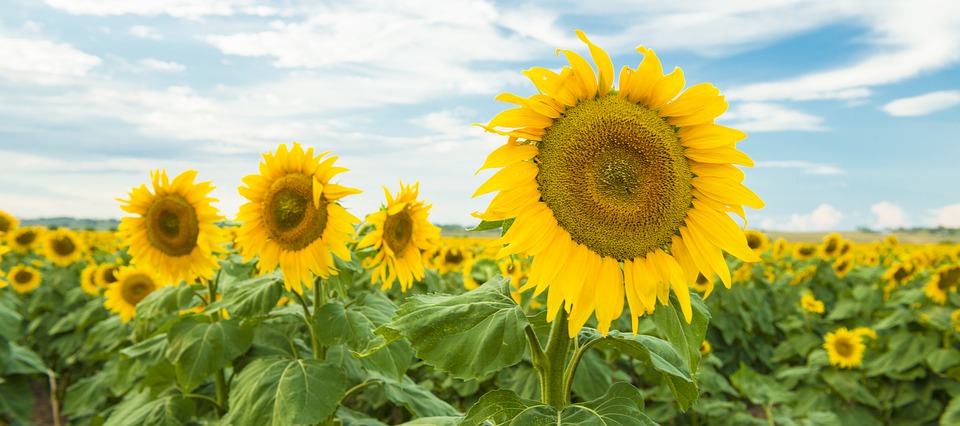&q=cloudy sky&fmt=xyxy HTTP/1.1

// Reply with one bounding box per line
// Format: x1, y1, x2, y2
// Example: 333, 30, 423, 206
2, 0, 959, 231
